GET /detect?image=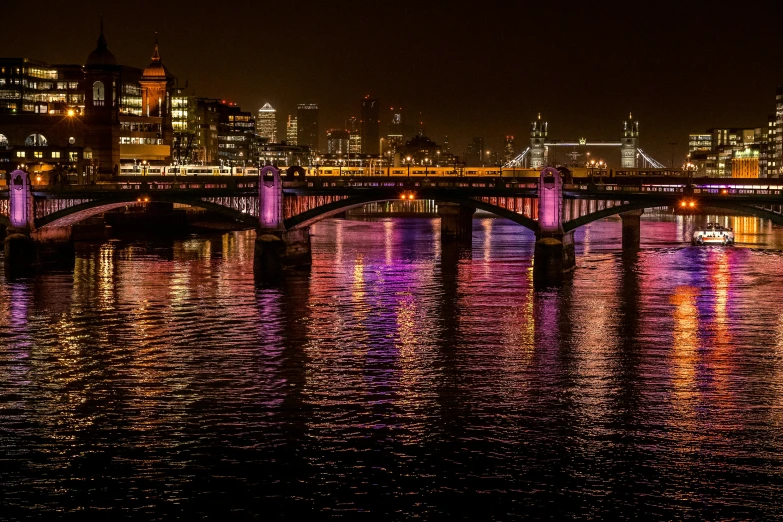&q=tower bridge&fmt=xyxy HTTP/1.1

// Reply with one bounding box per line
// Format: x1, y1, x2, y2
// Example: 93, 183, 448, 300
506, 114, 666, 169
3, 167, 783, 285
